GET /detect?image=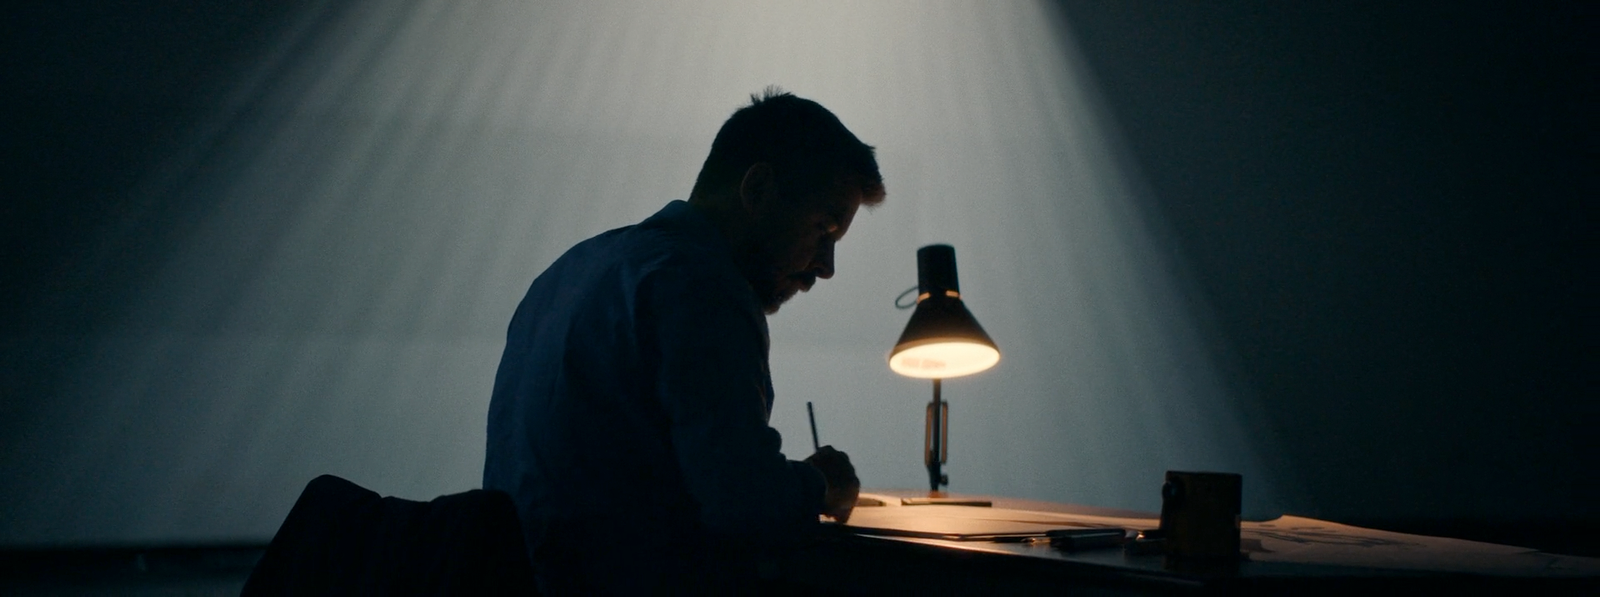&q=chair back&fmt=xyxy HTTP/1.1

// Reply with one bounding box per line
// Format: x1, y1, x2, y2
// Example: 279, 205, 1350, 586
243, 474, 536, 595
